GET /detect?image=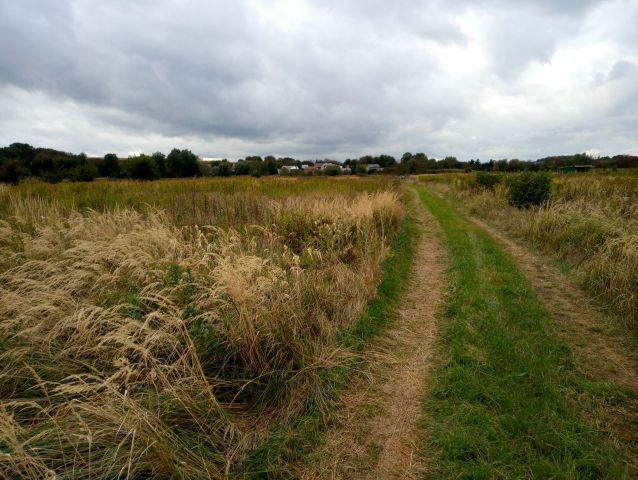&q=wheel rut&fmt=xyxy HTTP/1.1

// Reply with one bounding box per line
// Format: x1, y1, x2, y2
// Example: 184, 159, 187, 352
468, 216, 638, 475
302, 191, 447, 479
